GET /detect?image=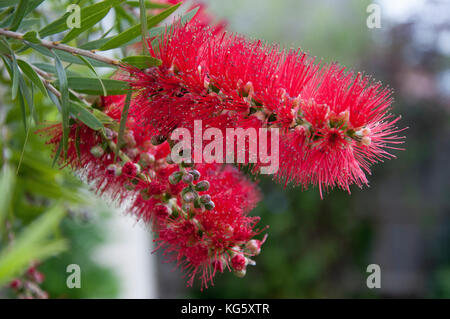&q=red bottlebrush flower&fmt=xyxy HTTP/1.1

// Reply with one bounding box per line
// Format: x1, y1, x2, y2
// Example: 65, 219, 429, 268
154, 204, 170, 220
122, 161, 138, 178
41, 97, 265, 290
123, 21, 404, 196
147, 181, 166, 195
